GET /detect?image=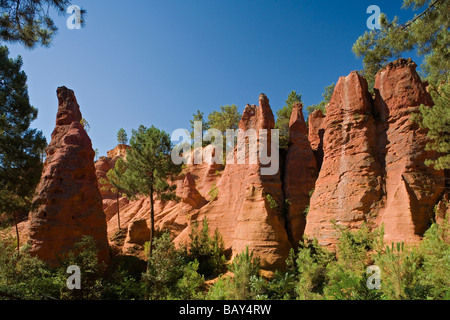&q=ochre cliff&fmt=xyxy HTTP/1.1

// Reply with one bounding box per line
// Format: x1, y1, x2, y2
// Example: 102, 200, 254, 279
305, 59, 445, 247
19, 58, 445, 270
304, 71, 384, 247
